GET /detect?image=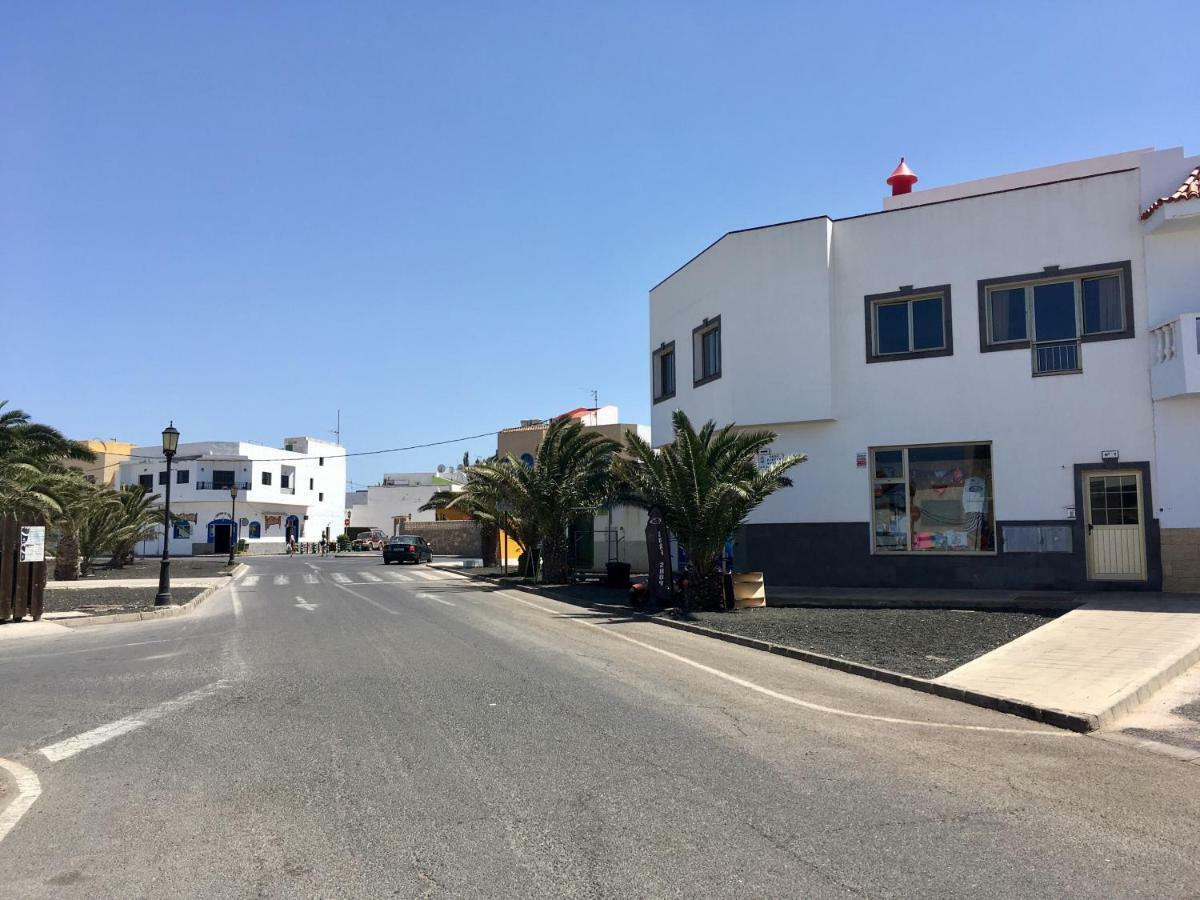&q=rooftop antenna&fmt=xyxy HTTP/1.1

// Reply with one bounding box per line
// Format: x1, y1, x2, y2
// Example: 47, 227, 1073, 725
591, 389, 598, 410
330, 409, 341, 446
